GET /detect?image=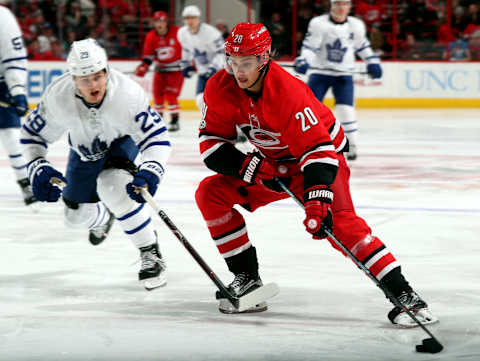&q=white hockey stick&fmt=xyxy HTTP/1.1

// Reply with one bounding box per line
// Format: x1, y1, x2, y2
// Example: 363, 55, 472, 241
139, 188, 279, 312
